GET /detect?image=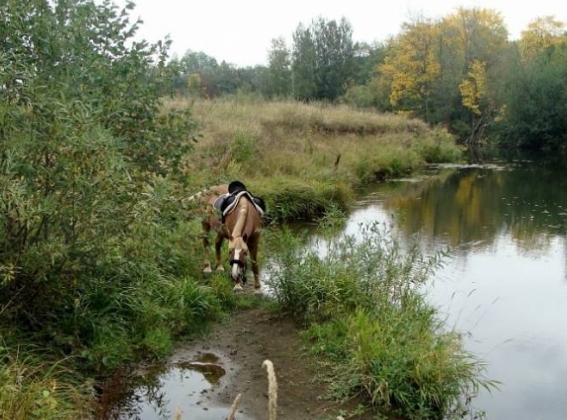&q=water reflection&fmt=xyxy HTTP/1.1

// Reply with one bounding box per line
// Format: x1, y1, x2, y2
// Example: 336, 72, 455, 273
103, 352, 249, 420
344, 159, 567, 420
382, 162, 567, 254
